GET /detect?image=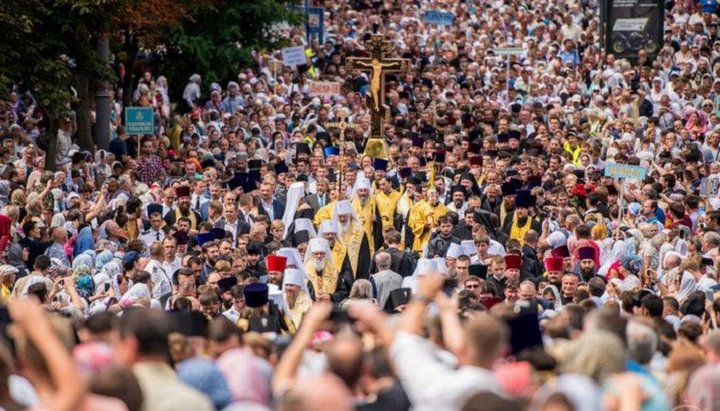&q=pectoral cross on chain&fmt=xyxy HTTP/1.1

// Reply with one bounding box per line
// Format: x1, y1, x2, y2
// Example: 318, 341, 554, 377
345, 34, 410, 138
